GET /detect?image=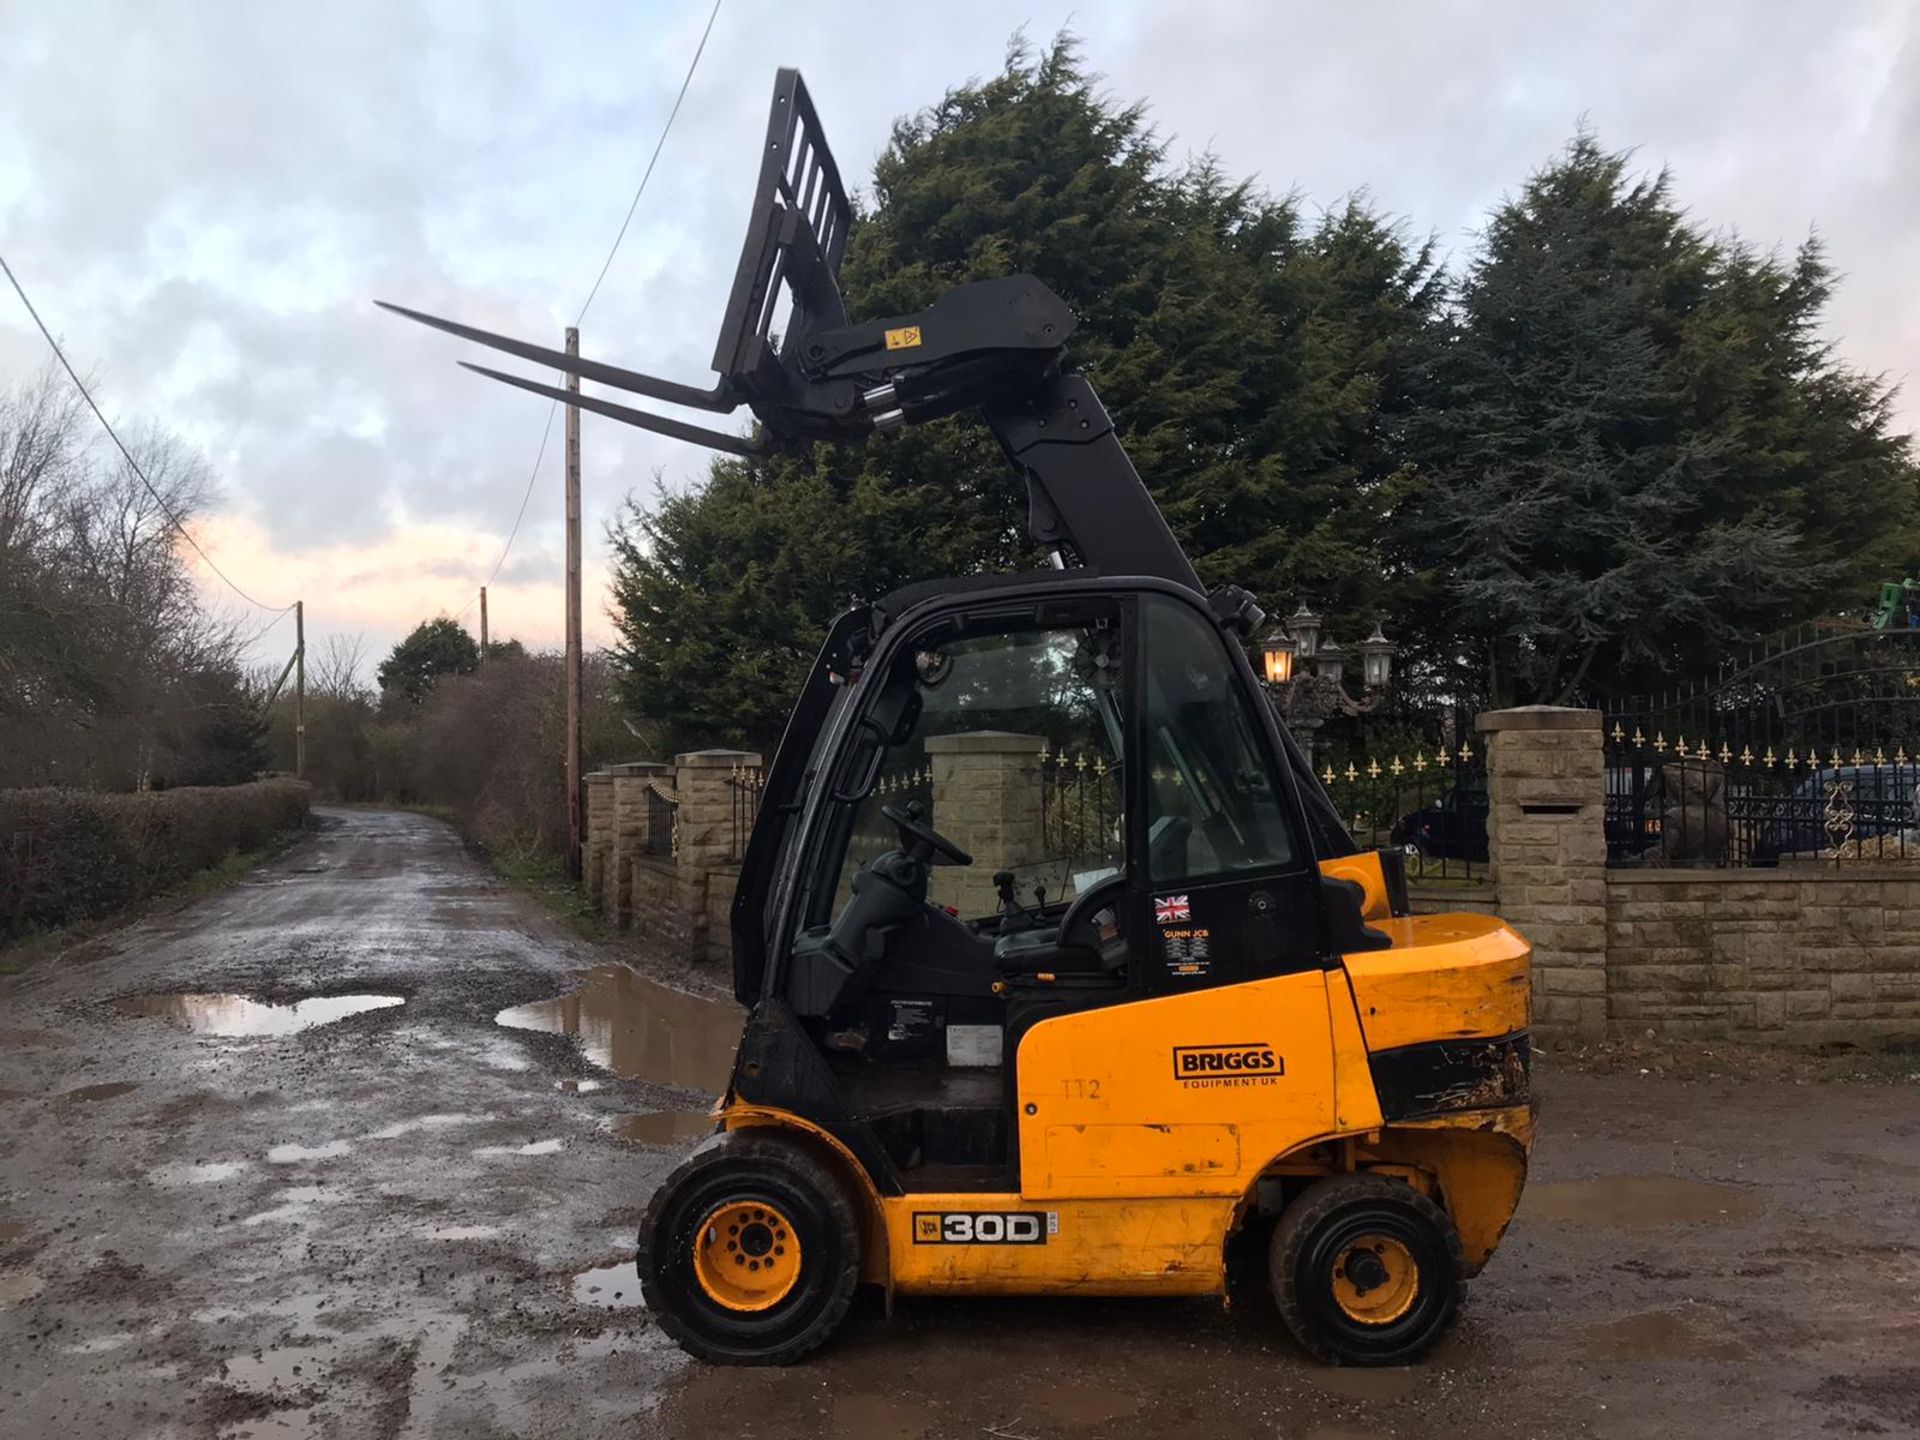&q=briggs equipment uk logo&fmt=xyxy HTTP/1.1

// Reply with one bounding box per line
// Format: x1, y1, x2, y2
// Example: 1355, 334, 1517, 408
1173, 1043, 1282, 1088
